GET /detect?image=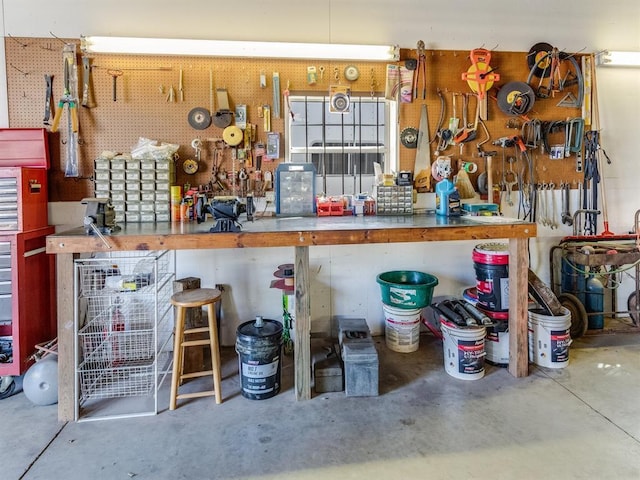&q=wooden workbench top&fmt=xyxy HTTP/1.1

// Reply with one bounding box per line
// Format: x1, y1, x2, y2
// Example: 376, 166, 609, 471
46, 215, 536, 254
